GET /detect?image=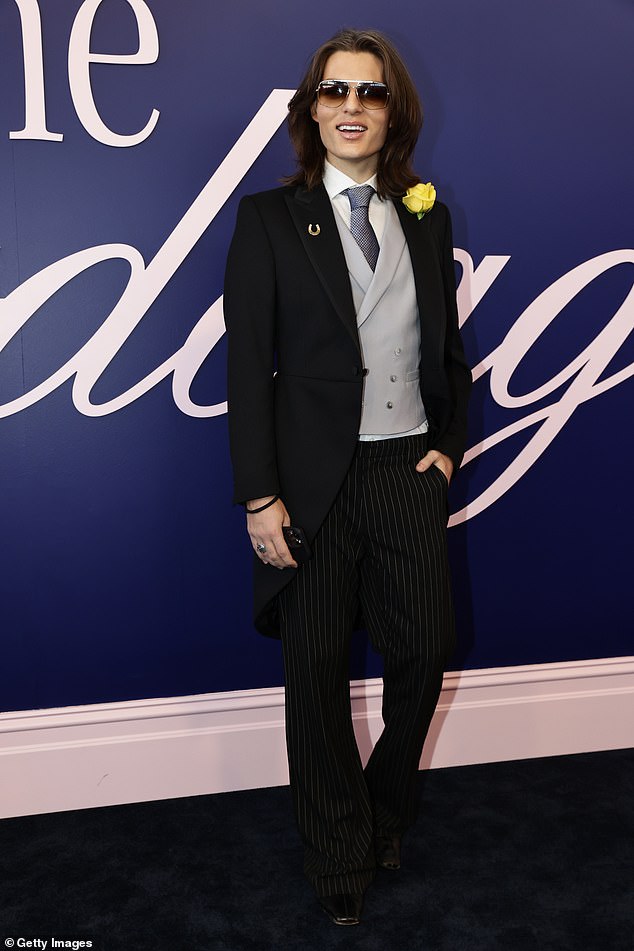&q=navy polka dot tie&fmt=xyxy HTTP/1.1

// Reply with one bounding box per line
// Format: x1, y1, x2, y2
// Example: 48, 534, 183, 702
346, 185, 380, 271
